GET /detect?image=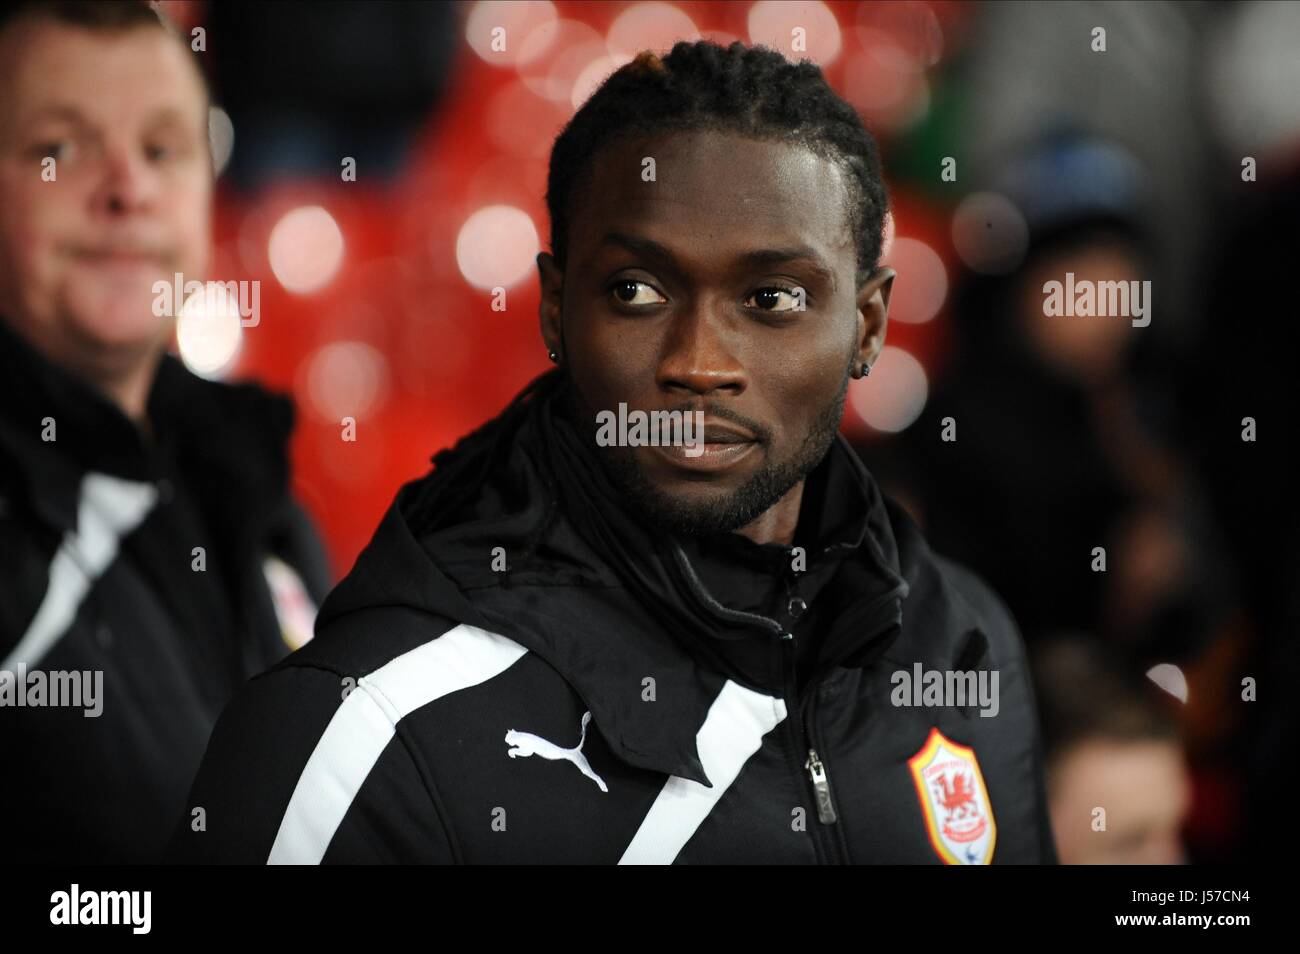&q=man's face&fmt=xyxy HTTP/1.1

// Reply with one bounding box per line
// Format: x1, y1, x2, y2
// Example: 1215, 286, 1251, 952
1048, 738, 1191, 864
1017, 239, 1140, 384
539, 129, 891, 536
0, 18, 211, 377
